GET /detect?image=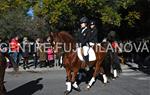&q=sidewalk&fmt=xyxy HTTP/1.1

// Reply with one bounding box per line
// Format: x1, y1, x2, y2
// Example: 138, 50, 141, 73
6, 66, 65, 72
6, 58, 64, 72
6, 64, 130, 72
